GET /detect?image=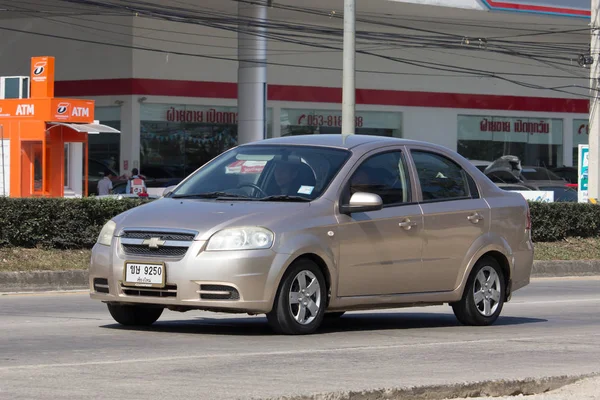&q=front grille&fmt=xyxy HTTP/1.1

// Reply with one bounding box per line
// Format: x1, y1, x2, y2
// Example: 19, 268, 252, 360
122, 244, 188, 257
93, 278, 109, 293
122, 284, 177, 298
120, 229, 196, 259
198, 284, 240, 301
122, 231, 196, 241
